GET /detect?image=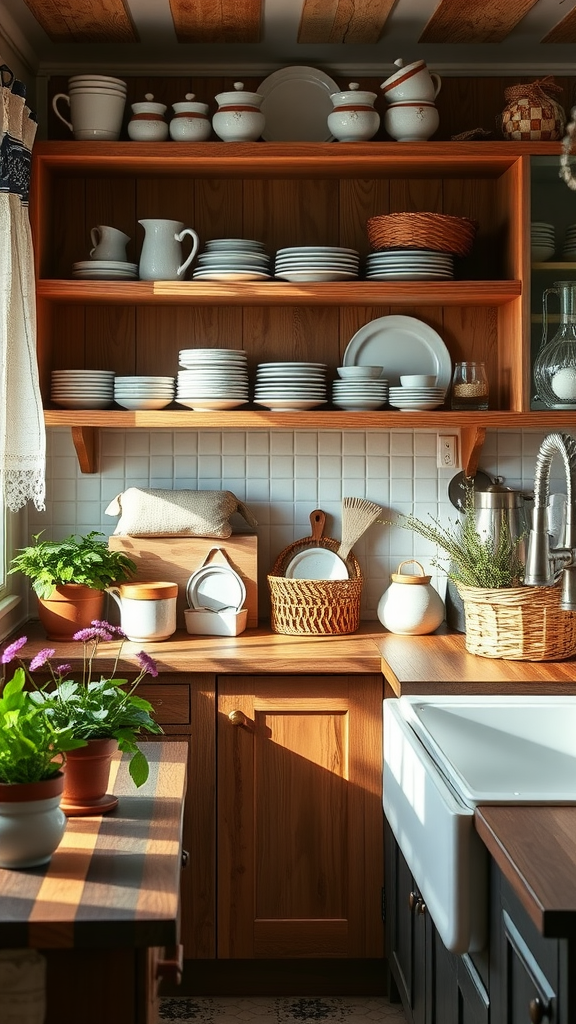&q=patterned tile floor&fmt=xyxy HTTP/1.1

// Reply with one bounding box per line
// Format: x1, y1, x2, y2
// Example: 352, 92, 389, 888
159, 996, 407, 1023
